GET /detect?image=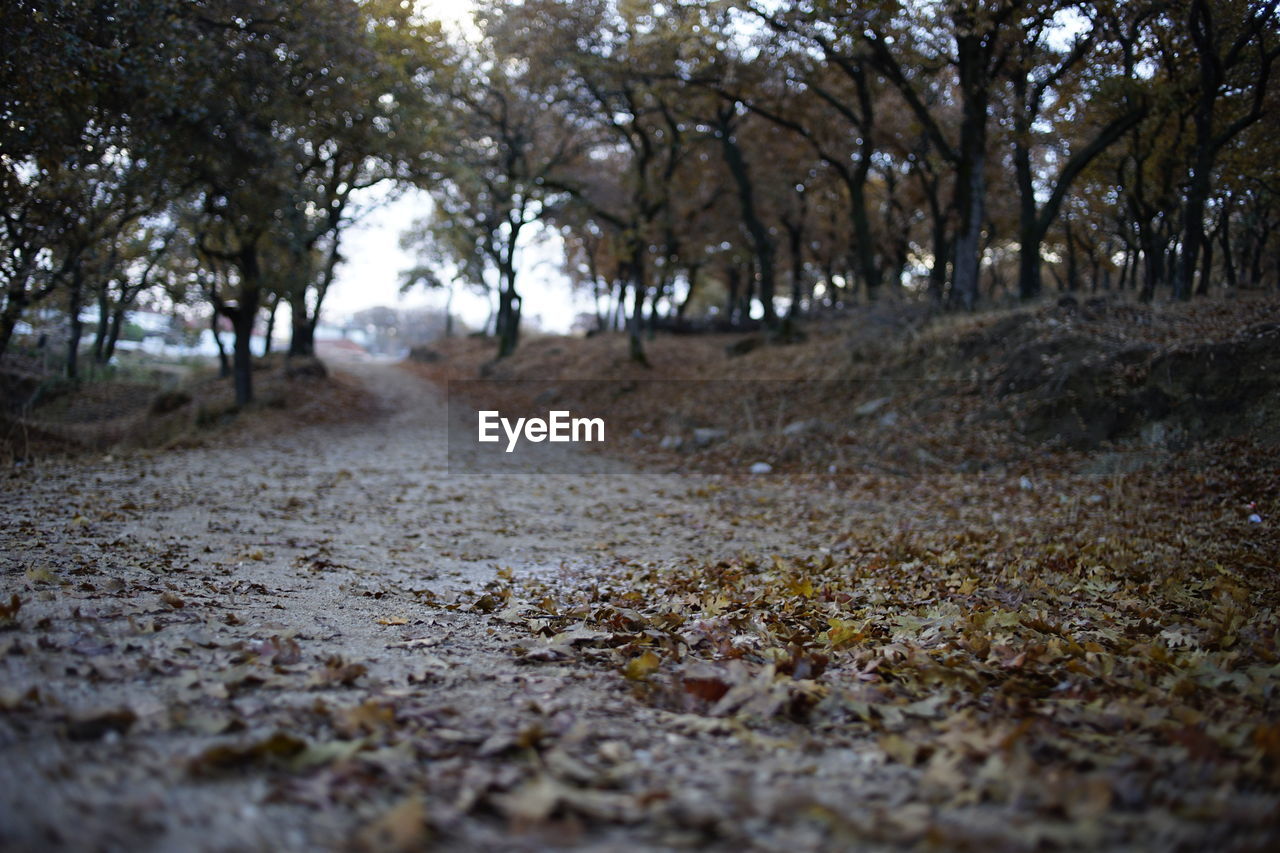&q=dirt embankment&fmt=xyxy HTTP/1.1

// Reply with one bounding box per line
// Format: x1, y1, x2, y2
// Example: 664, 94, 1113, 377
1, 354, 379, 461
411, 294, 1280, 476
